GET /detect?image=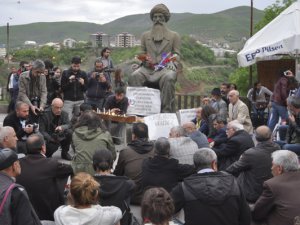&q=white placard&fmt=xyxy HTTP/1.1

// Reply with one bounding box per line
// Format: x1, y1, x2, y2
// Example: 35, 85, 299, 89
127, 87, 161, 116
177, 108, 197, 125
144, 113, 179, 140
